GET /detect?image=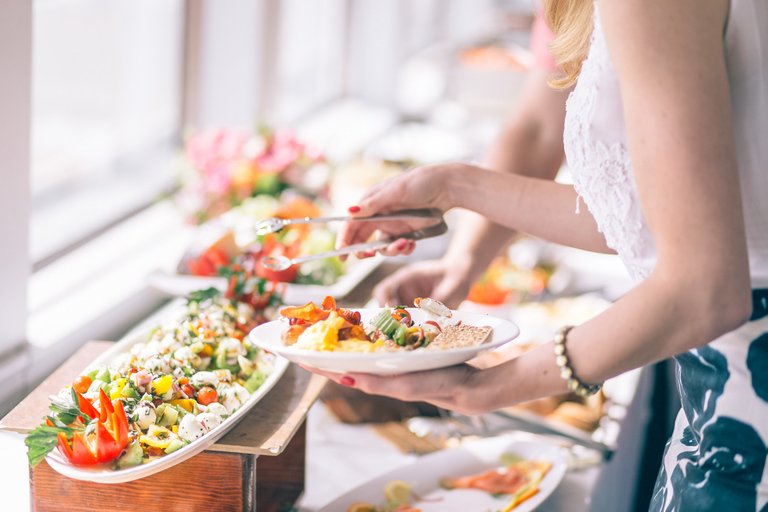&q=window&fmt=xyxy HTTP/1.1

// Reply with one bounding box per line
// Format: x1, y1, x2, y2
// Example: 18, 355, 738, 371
270, 0, 347, 125
30, 0, 185, 265
0, 1, 32, 361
